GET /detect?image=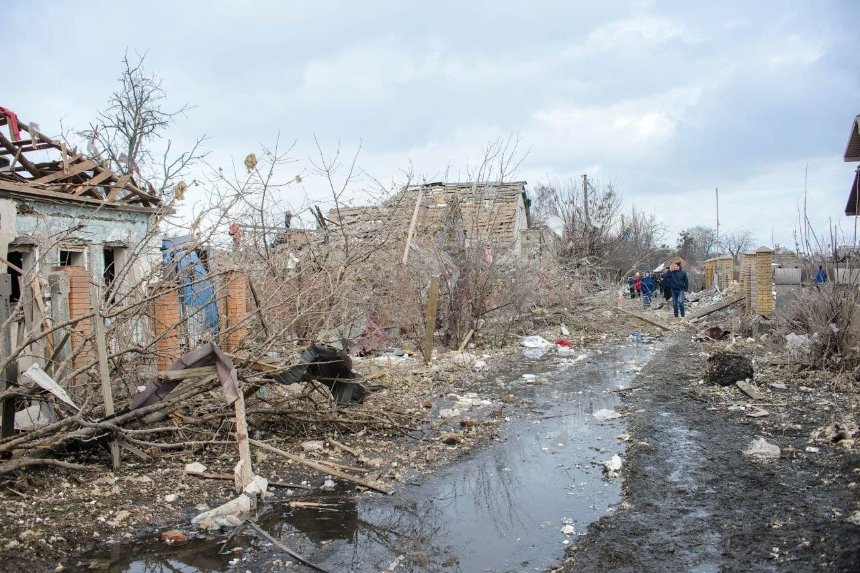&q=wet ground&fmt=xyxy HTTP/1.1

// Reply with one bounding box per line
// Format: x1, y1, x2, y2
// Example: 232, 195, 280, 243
560, 336, 860, 573
64, 341, 660, 572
